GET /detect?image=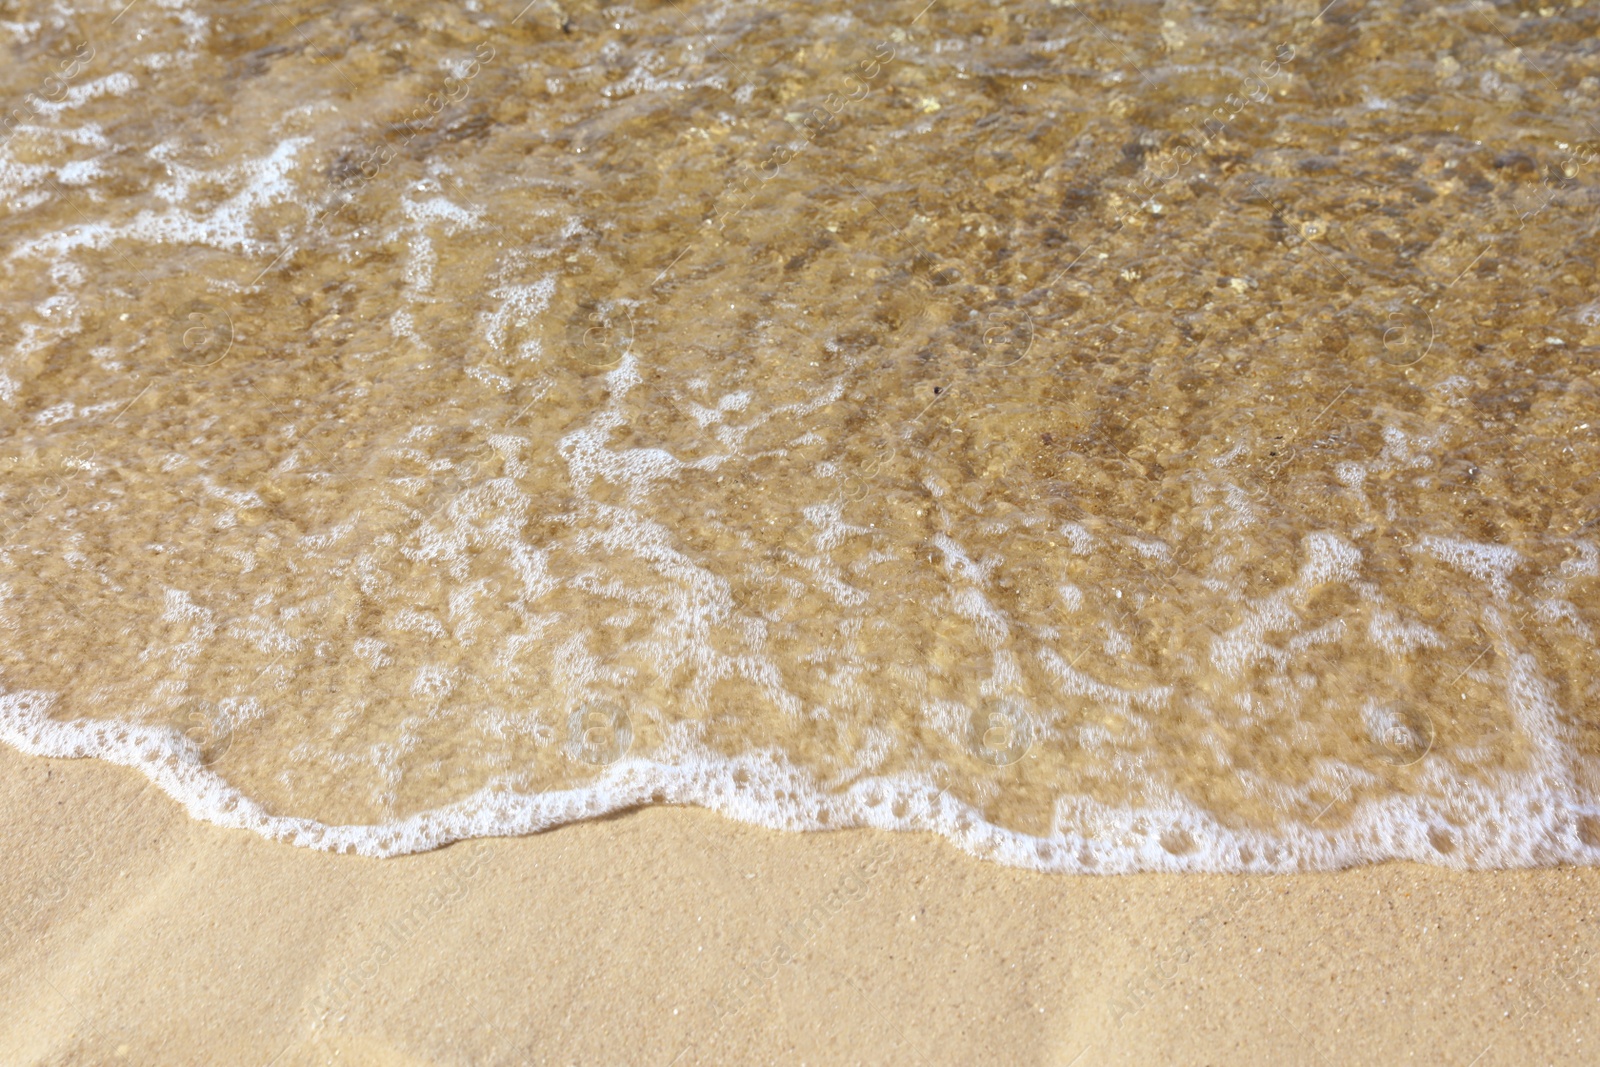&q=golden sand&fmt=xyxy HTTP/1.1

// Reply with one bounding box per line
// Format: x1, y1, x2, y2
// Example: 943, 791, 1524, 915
3, 747, 1598, 1064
